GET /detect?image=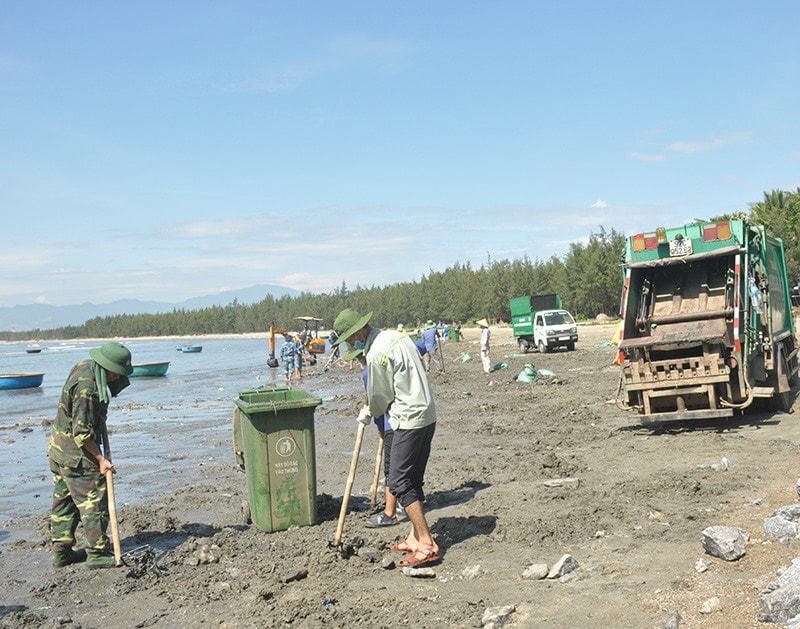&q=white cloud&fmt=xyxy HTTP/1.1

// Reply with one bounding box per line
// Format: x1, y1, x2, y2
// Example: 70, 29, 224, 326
667, 138, 726, 154
591, 199, 608, 209
629, 152, 667, 163
667, 132, 752, 154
